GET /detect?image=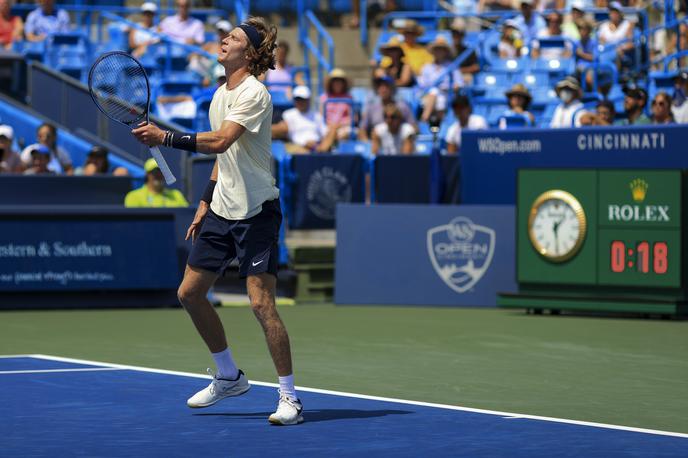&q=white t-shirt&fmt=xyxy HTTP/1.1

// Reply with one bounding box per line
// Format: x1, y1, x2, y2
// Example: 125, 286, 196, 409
445, 114, 488, 148
208, 75, 279, 220
598, 20, 631, 45
282, 107, 327, 147
672, 101, 688, 124
373, 122, 415, 155
549, 101, 584, 128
